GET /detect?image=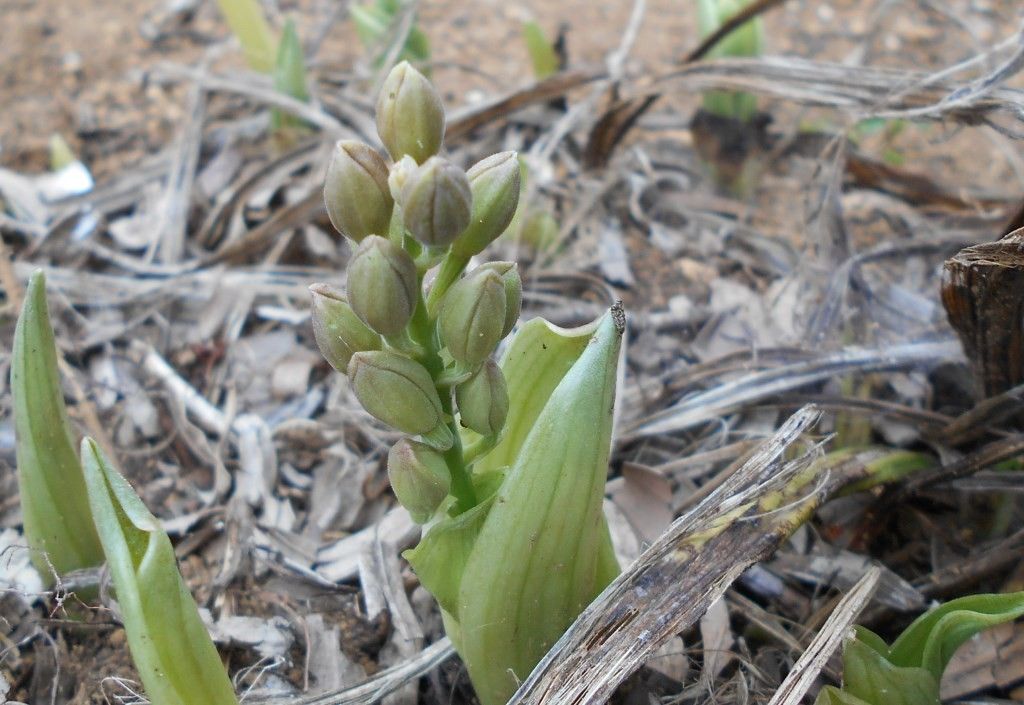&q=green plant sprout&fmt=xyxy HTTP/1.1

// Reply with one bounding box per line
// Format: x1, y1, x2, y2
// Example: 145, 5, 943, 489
312, 60, 624, 705
213, 1, 310, 137
11, 271, 103, 580
13, 274, 238, 704
697, 0, 763, 123
522, 21, 559, 80
81, 439, 239, 705
351, 0, 431, 74
816, 591, 1024, 705
271, 19, 310, 135
215, 0, 278, 73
